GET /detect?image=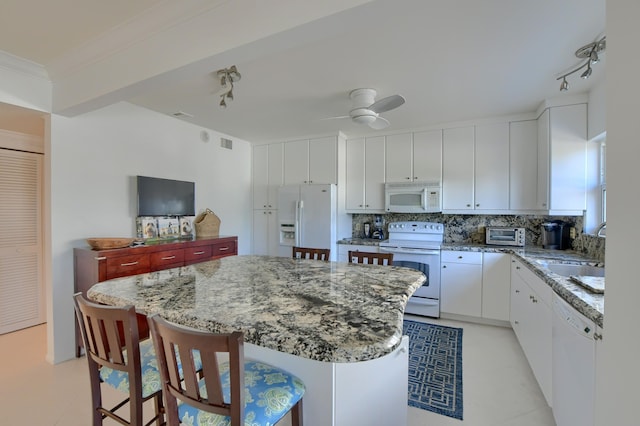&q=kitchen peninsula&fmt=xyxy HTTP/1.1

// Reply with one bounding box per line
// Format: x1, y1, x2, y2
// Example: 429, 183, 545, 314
88, 255, 425, 426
